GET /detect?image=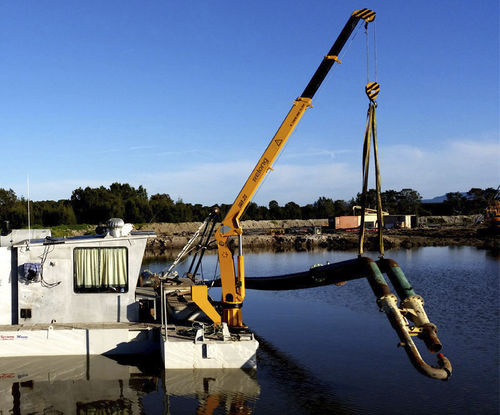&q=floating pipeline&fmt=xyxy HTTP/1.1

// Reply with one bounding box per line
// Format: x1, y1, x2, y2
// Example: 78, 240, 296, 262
206, 256, 452, 380
207, 258, 365, 290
